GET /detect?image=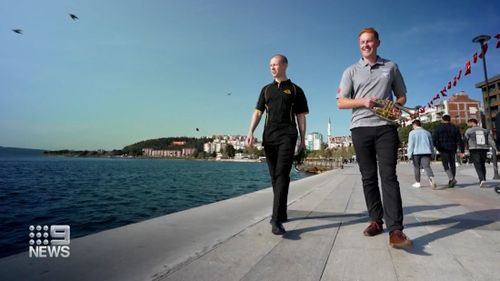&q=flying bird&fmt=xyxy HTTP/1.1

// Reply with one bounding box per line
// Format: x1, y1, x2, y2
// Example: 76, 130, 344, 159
227, 92, 232, 96
196, 128, 200, 132
12, 29, 23, 34
69, 13, 79, 21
